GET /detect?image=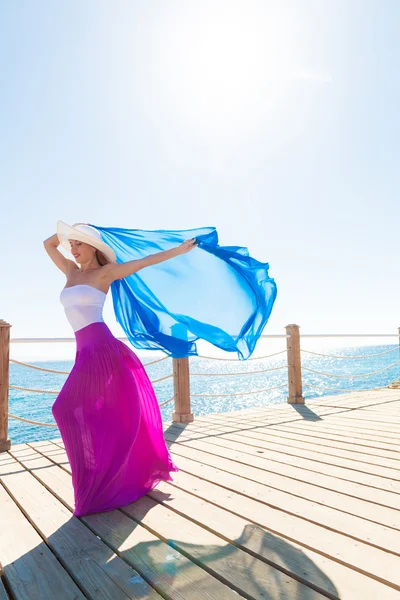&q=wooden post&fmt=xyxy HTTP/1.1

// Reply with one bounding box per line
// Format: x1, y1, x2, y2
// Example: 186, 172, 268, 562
172, 358, 193, 423
286, 324, 305, 404
0, 320, 11, 452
